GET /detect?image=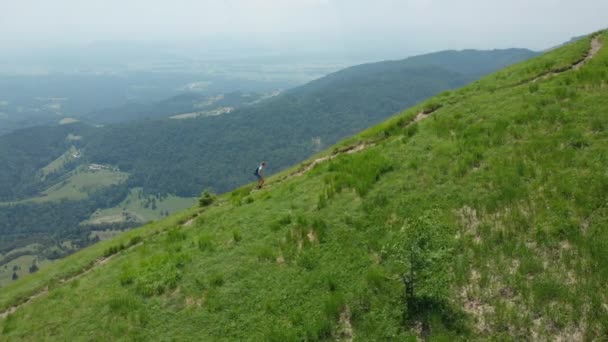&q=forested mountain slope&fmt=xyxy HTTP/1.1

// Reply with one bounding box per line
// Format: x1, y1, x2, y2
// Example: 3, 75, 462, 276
1, 31, 605, 340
